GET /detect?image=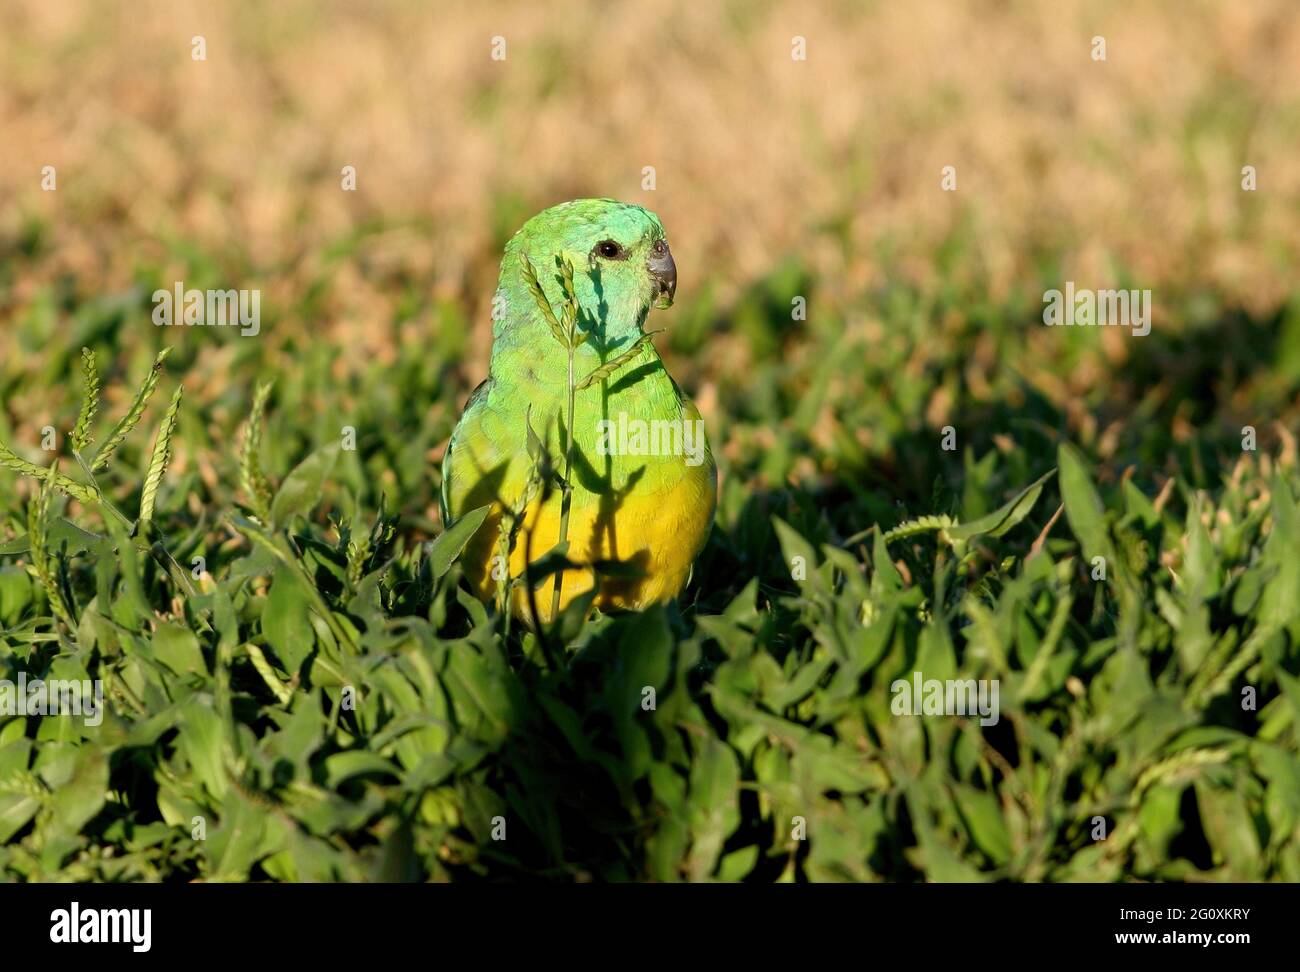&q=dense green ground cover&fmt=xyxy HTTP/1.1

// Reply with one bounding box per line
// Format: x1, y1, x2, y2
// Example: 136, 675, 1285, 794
2, 0, 1299, 883
2, 249, 1298, 880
